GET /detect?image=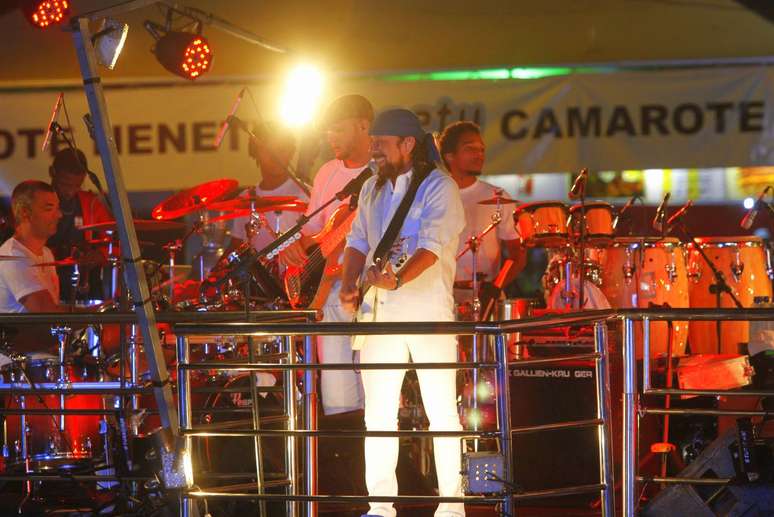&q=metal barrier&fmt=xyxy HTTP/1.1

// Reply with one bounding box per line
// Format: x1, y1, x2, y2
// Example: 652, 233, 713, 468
173, 308, 617, 517
618, 308, 774, 517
